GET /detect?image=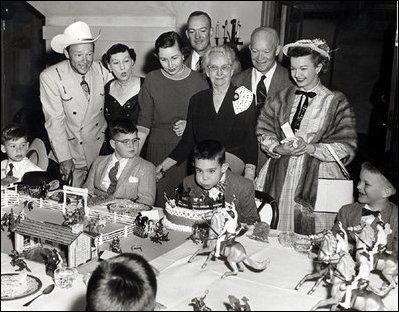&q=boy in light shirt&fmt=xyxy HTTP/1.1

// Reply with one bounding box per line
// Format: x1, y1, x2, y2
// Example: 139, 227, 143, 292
1, 124, 43, 185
